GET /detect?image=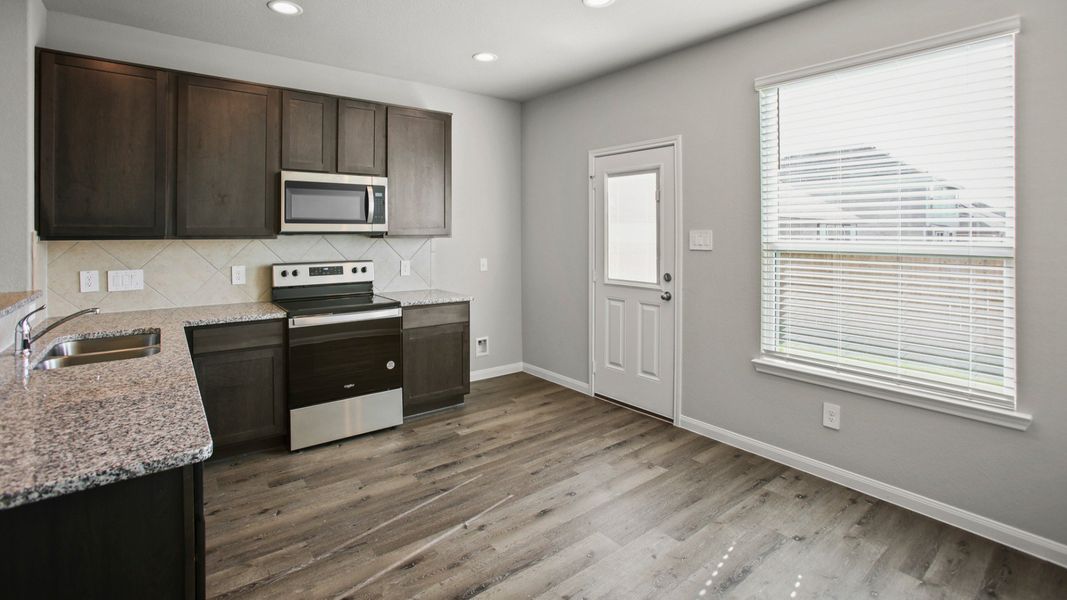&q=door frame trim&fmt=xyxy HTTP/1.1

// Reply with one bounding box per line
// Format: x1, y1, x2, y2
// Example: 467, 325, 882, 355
587, 136, 683, 424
